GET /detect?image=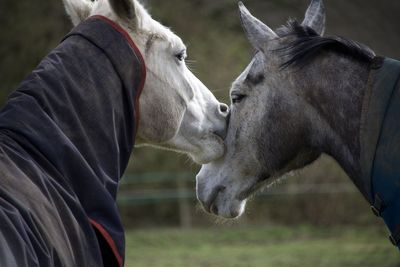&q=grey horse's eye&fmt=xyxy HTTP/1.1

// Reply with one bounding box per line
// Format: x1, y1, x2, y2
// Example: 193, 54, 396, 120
231, 93, 246, 104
